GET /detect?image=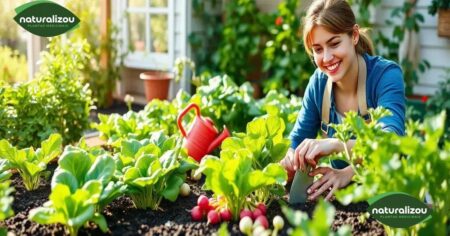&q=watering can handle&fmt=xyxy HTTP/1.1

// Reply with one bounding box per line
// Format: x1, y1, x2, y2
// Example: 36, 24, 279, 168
177, 103, 201, 137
